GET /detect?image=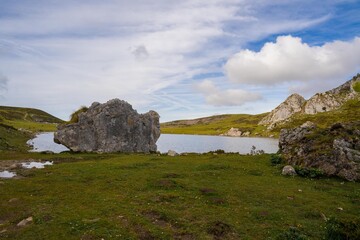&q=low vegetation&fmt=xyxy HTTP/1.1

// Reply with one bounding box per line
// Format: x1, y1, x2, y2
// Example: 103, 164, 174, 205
68, 106, 88, 123
0, 152, 359, 239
